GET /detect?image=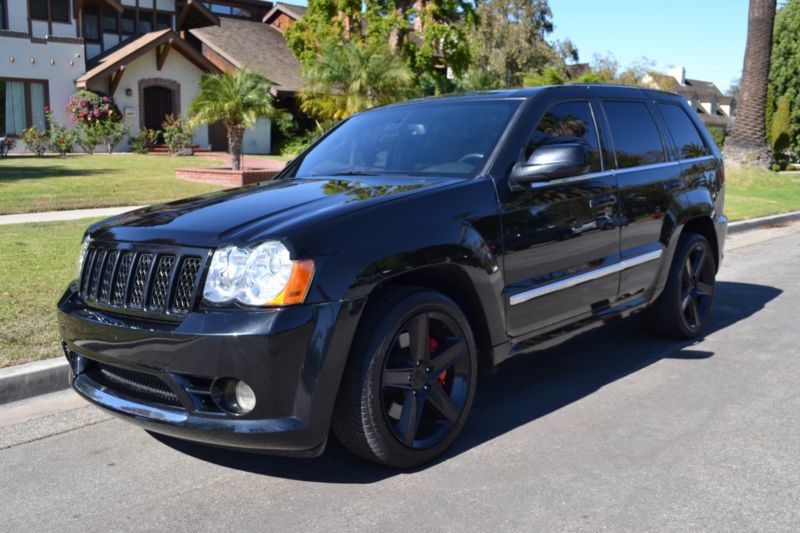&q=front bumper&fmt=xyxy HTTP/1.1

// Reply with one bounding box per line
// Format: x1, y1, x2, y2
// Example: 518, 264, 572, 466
57, 286, 363, 456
